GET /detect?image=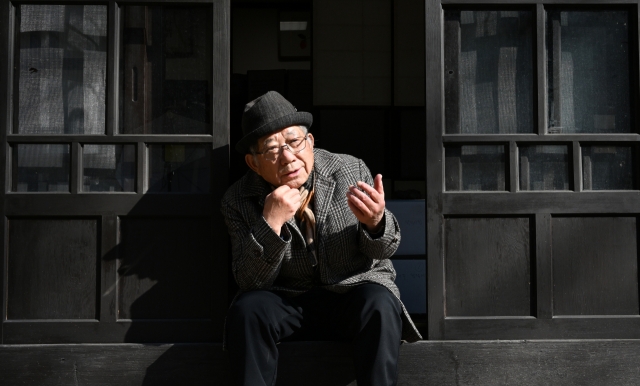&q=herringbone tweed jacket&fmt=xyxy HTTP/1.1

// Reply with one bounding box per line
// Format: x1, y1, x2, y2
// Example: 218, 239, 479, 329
221, 148, 422, 342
